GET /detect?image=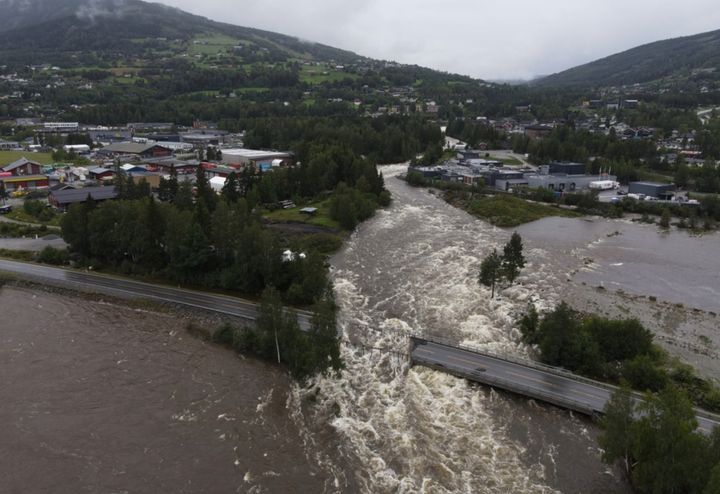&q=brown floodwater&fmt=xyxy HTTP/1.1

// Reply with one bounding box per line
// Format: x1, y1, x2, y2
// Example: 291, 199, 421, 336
0, 285, 334, 494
